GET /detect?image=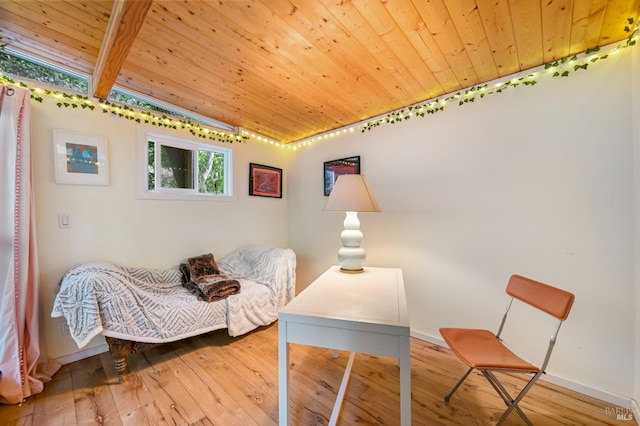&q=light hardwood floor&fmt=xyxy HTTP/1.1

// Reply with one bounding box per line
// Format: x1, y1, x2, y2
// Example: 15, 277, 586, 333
0, 323, 636, 425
